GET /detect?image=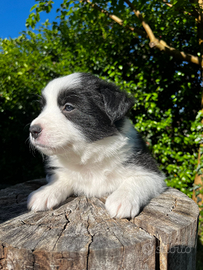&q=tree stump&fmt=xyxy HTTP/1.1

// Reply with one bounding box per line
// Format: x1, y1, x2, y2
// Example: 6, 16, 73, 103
0, 179, 199, 270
